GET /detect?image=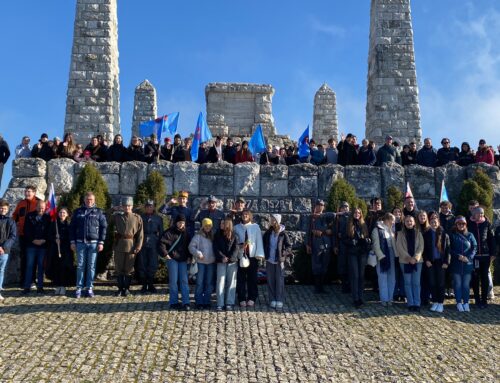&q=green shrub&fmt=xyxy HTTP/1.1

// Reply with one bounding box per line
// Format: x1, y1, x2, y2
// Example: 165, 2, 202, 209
457, 170, 493, 221
386, 185, 404, 212
59, 163, 112, 275
327, 178, 368, 216
134, 170, 167, 211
